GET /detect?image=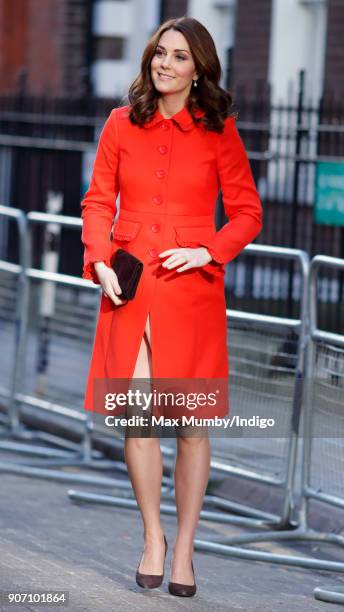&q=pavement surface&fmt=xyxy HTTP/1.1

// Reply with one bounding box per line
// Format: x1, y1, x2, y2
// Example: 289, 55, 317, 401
0, 442, 344, 612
